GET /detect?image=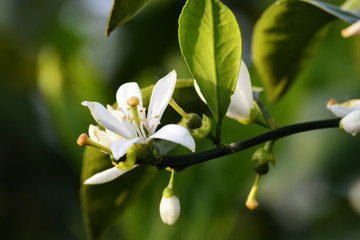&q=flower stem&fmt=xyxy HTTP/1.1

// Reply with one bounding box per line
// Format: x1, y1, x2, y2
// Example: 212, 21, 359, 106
157, 118, 340, 170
